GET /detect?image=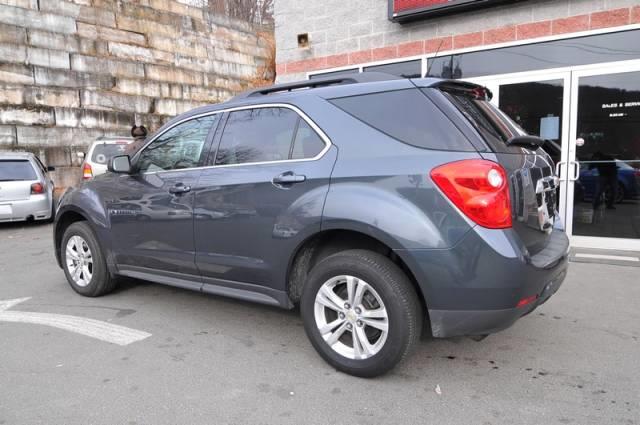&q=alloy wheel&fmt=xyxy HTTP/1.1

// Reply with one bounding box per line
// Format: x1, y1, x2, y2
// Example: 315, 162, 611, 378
65, 235, 93, 287
313, 275, 389, 360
